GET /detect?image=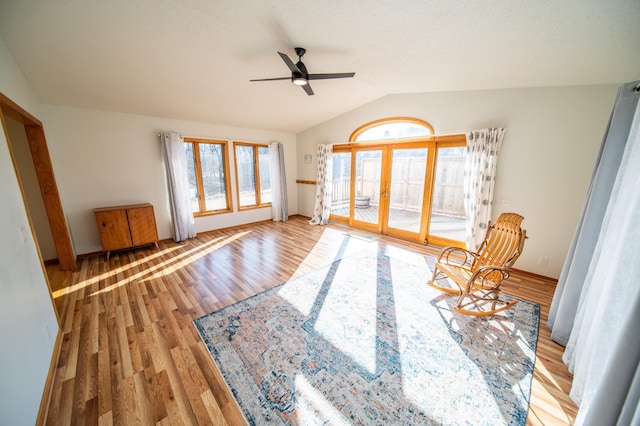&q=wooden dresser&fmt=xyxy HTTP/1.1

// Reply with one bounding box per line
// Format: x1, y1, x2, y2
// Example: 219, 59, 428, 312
94, 203, 159, 260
